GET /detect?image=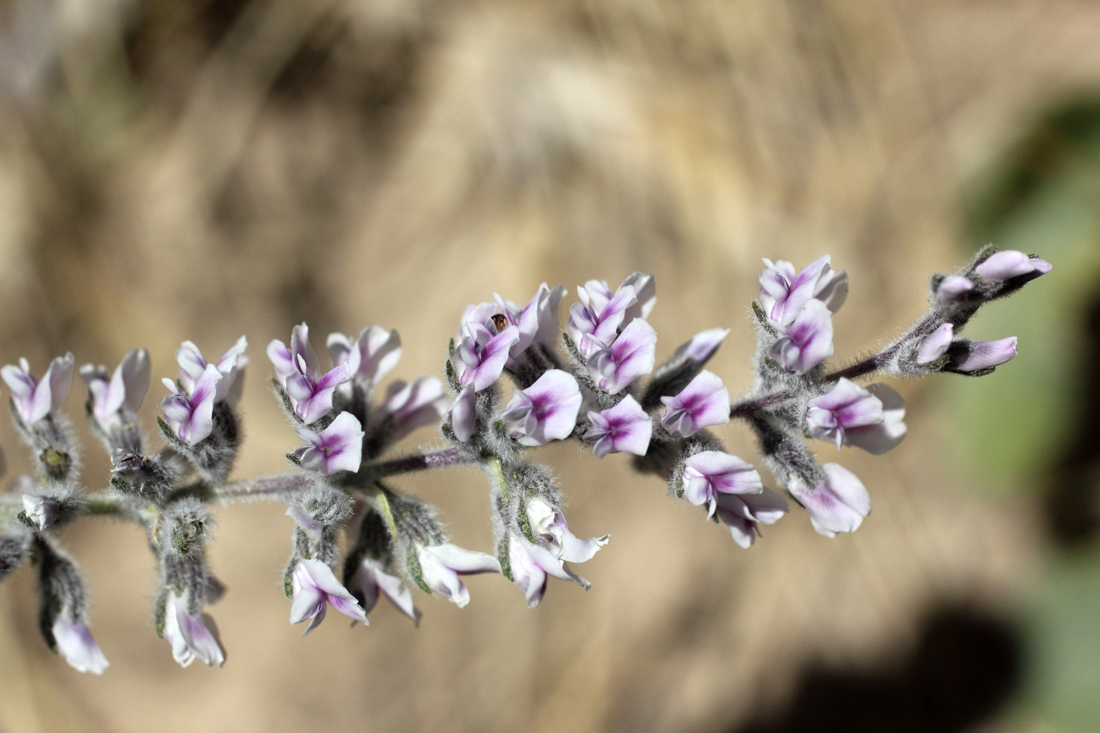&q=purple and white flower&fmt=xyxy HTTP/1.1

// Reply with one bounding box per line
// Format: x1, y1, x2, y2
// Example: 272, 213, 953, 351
568, 278, 642, 358
806, 378, 907, 454
80, 349, 151, 433
584, 318, 658, 394
371, 377, 448, 441
660, 370, 730, 437
268, 324, 350, 424
950, 337, 1018, 373
327, 326, 402, 390
163, 592, 225, 667
489, 283, 567, 359
714, 489, 789, 549
758, 255, 848, 326
52, 607, 109, 674
974, 250, 1052, 283
160, 364, 221, 445
916, 323, 954, 364
789, 463, 871, 538
525, 497, 609, 563
446, 384, 478, 442
680, 451, 764, 519
293, 412, 364, 475
582, 395, 652, 458
2, 354, 74, 426
416, 542, 501, 608
347, 557, 420, 624
768, 299, 834, 375
290, 559, 369, 635
502, 370, 582, 446
176, 337, 248, 407
454, 321, 520, 392
507, 533, 590, 608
